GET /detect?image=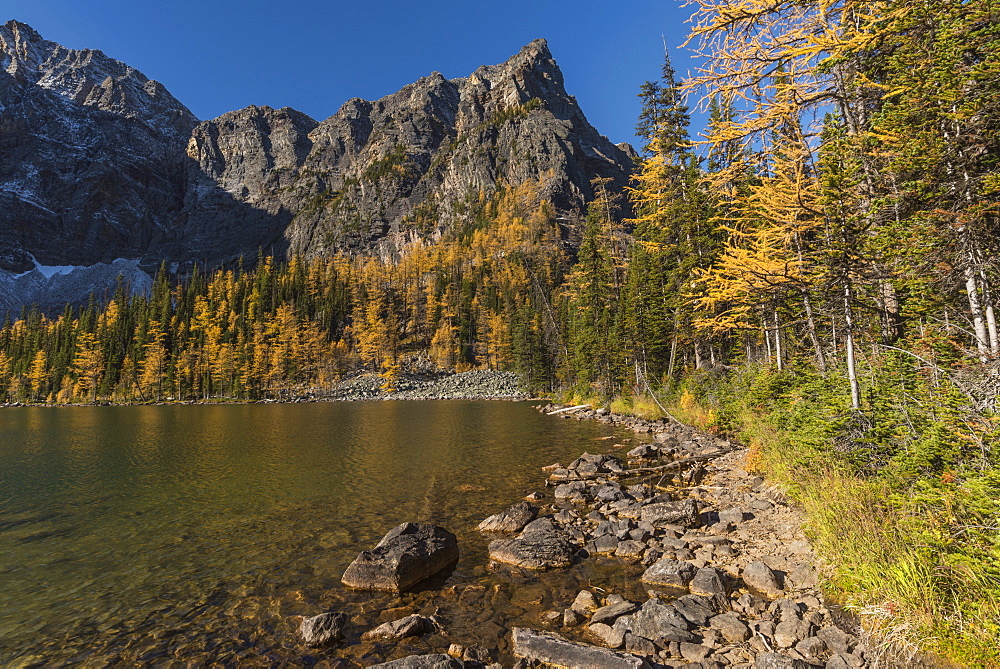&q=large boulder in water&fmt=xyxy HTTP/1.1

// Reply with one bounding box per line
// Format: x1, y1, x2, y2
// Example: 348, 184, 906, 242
488, 517, 577, 570
478, 501, 538, 533
341, 523, 459, 591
